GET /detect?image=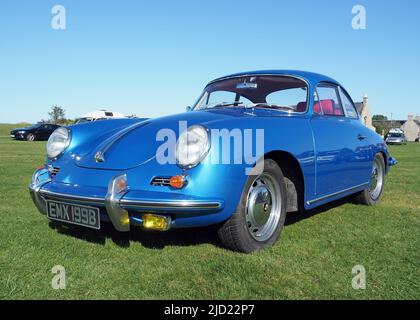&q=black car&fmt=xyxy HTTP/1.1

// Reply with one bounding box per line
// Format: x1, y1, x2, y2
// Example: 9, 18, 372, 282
10, 123, 61, 141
